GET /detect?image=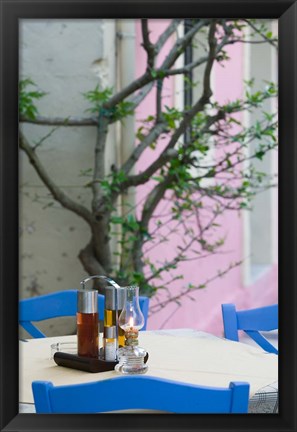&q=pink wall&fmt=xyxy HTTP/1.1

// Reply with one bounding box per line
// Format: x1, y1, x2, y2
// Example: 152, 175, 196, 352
134, 21, 278, 335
